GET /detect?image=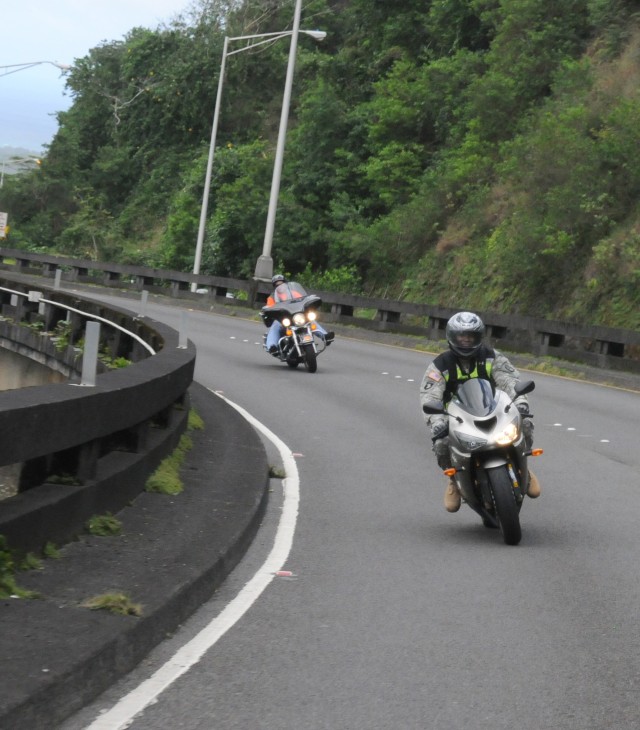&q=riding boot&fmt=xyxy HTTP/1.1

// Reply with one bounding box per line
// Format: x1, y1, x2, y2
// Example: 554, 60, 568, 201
527, 469, 541, 498
444, 478, 461, 512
